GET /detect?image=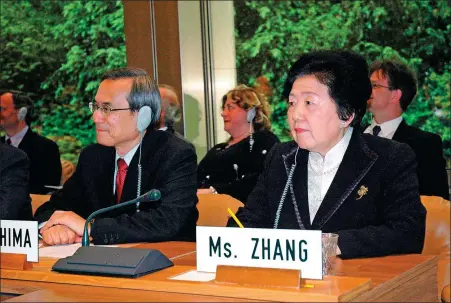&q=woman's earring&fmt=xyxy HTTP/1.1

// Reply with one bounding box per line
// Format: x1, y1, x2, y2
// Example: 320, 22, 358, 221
249, 123, 254, 152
